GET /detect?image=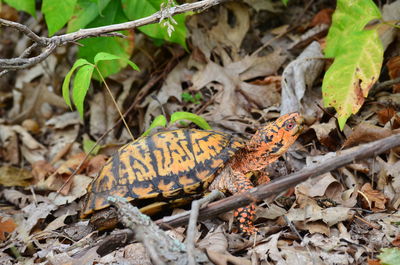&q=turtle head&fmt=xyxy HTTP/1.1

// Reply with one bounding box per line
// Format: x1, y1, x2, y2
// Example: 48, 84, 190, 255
248, 112, 304, 159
